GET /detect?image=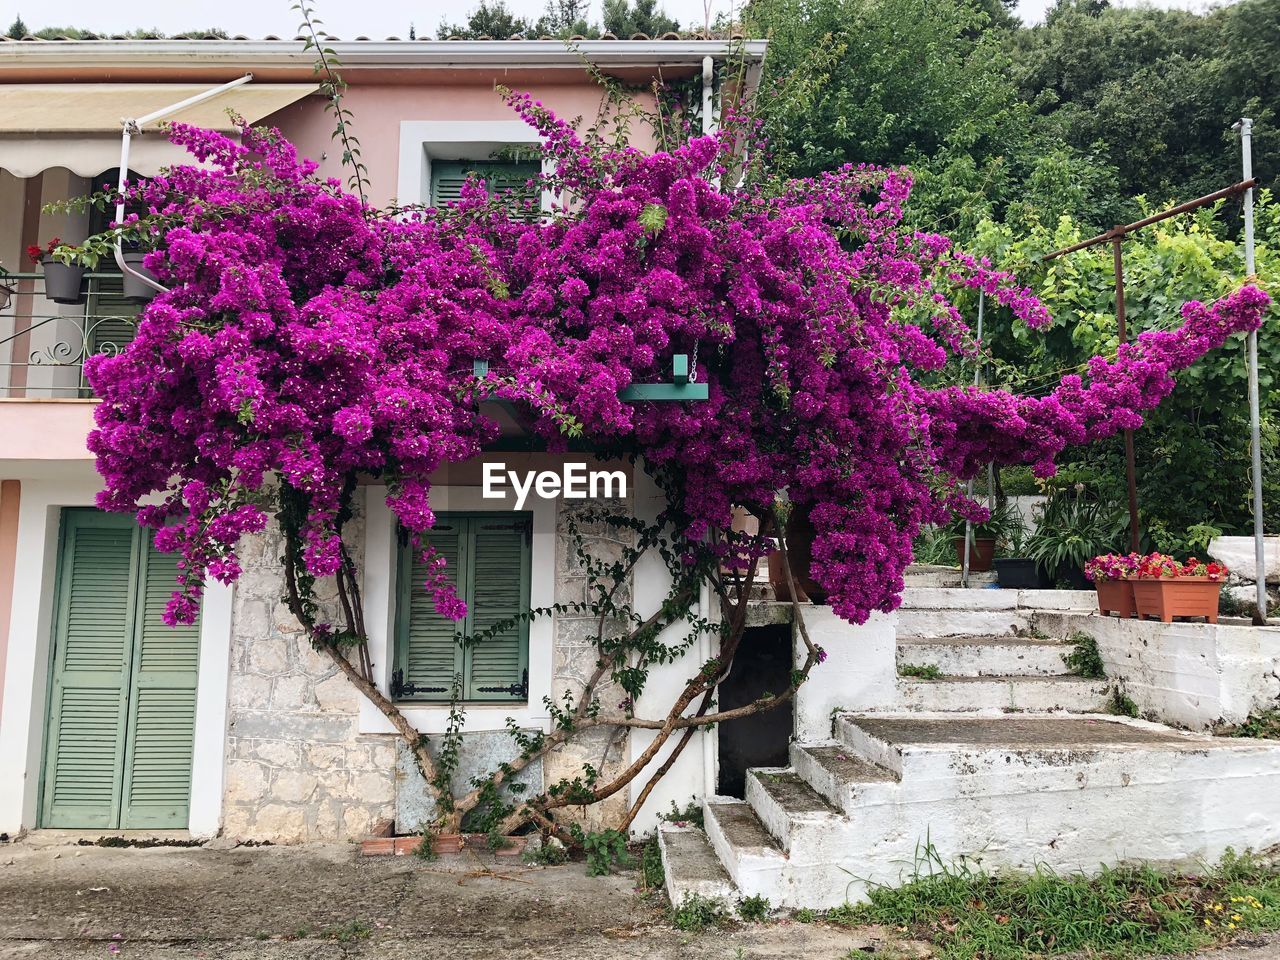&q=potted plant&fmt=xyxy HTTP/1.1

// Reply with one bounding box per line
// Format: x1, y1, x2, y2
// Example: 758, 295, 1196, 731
1084, 552, 1141, 617
120, 247, 160, 303
993, 522, 1044, 588
1129, 554, 1227, 623
949, 500, 1020, 574
0, 261, 14, 312
766, 502, 828, 603
26, 238, 85, 305
1027, 493, 1125, 589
